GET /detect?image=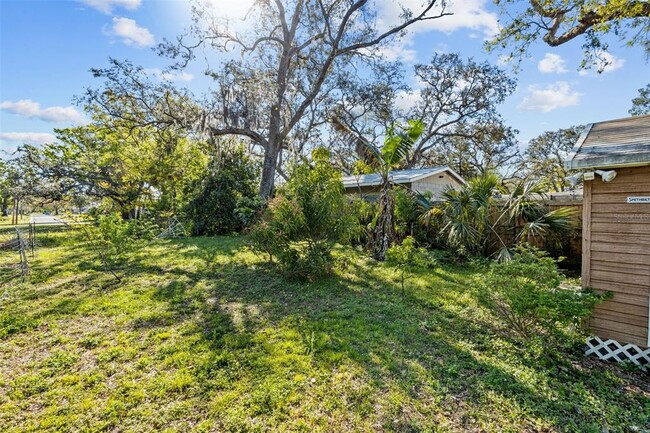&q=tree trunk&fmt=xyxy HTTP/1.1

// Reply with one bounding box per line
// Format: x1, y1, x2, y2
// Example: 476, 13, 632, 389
370, 187, 396, 261
259, 143, 280, 200
1, 196, 8, 217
